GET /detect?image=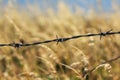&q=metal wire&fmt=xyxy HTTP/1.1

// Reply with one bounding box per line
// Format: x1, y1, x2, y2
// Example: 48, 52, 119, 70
0, 29, 120, 48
